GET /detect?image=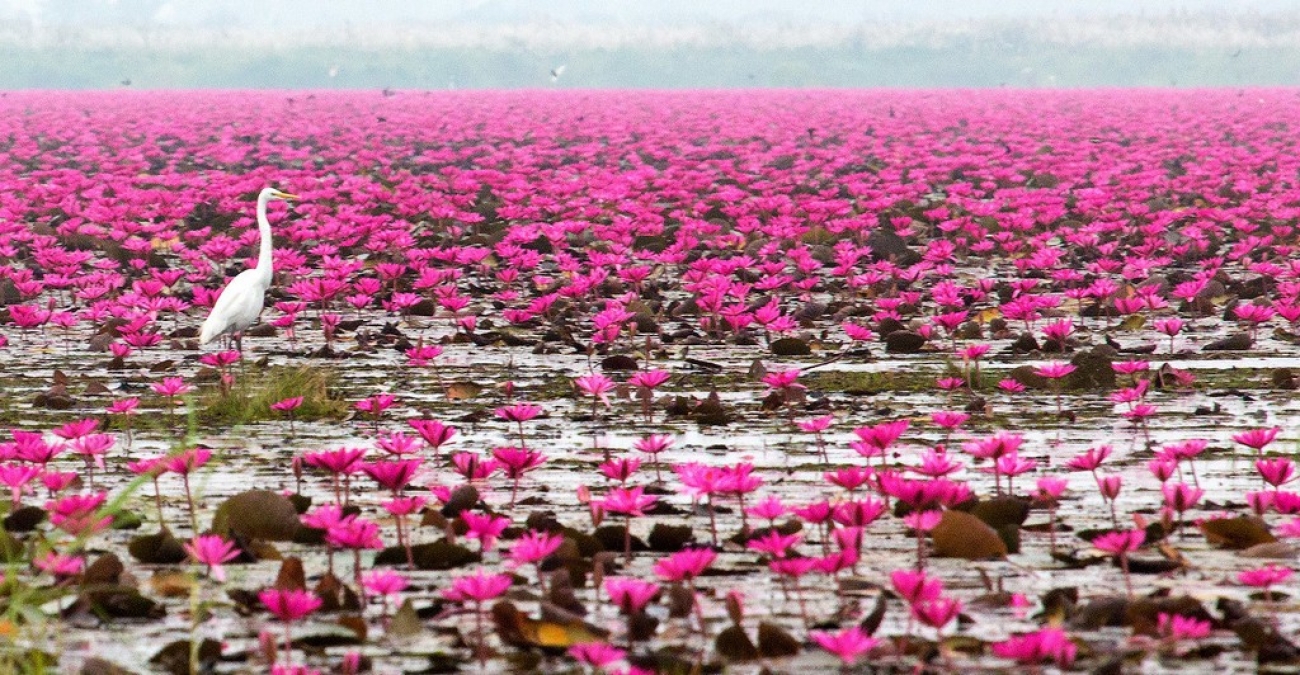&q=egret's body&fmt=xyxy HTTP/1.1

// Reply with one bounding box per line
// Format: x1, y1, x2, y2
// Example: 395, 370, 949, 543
199, 187, 299, 352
